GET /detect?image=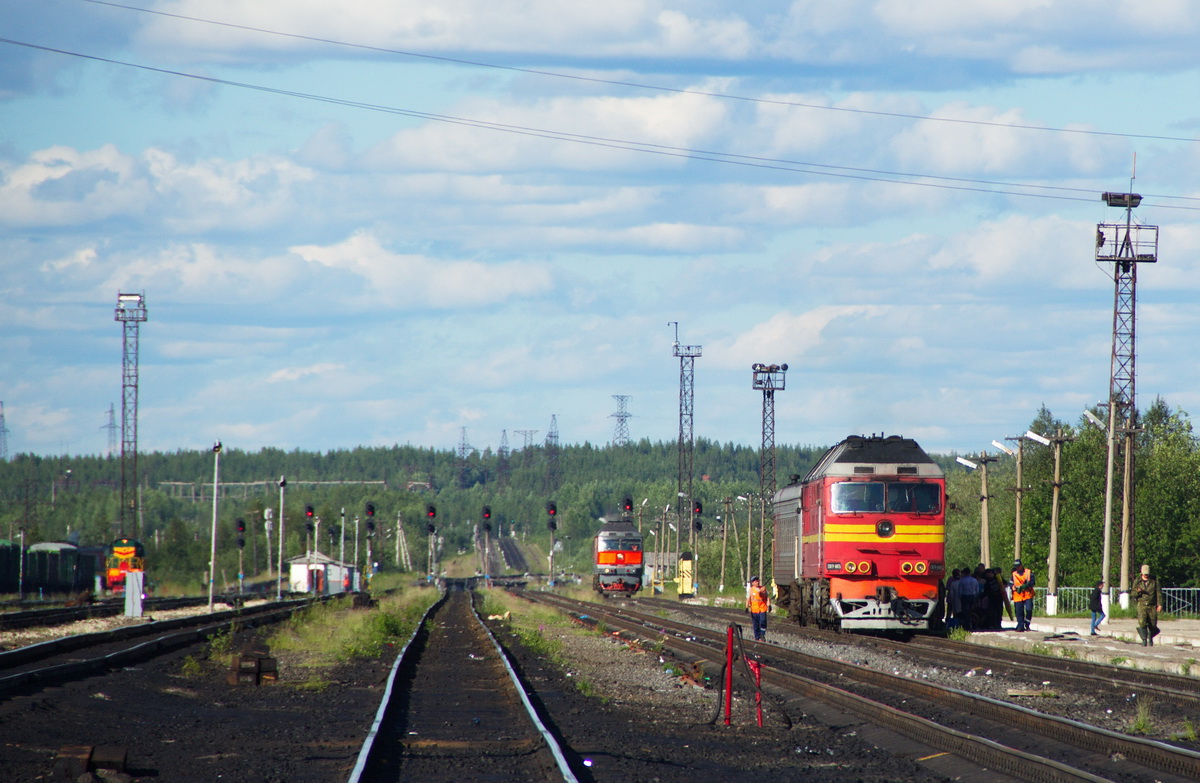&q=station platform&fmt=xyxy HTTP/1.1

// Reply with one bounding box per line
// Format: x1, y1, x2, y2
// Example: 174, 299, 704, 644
961, 616, 1200, 676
